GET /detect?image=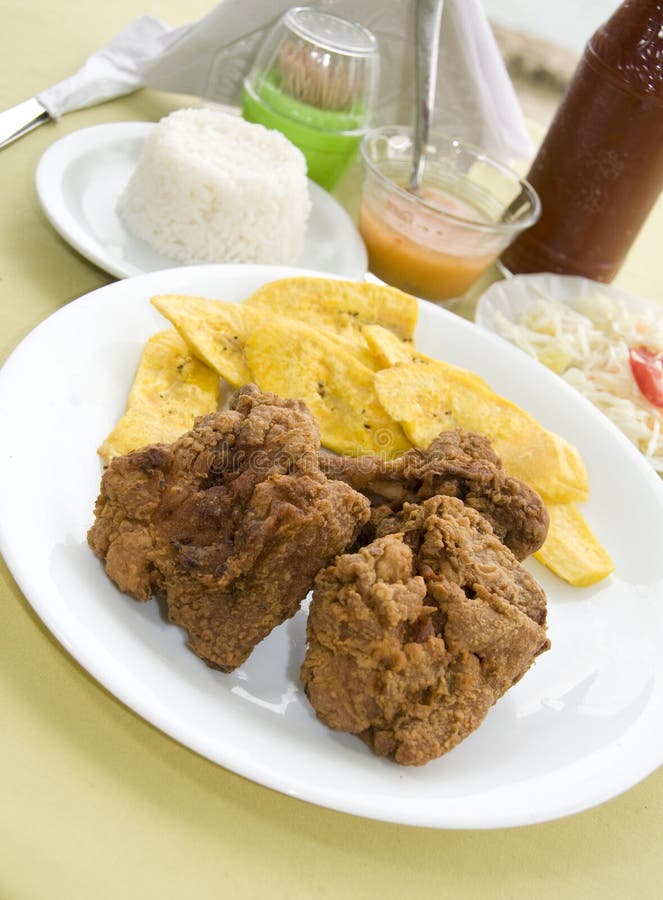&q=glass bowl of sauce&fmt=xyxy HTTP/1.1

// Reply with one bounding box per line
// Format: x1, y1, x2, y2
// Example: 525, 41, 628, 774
359, 126, 540, 302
